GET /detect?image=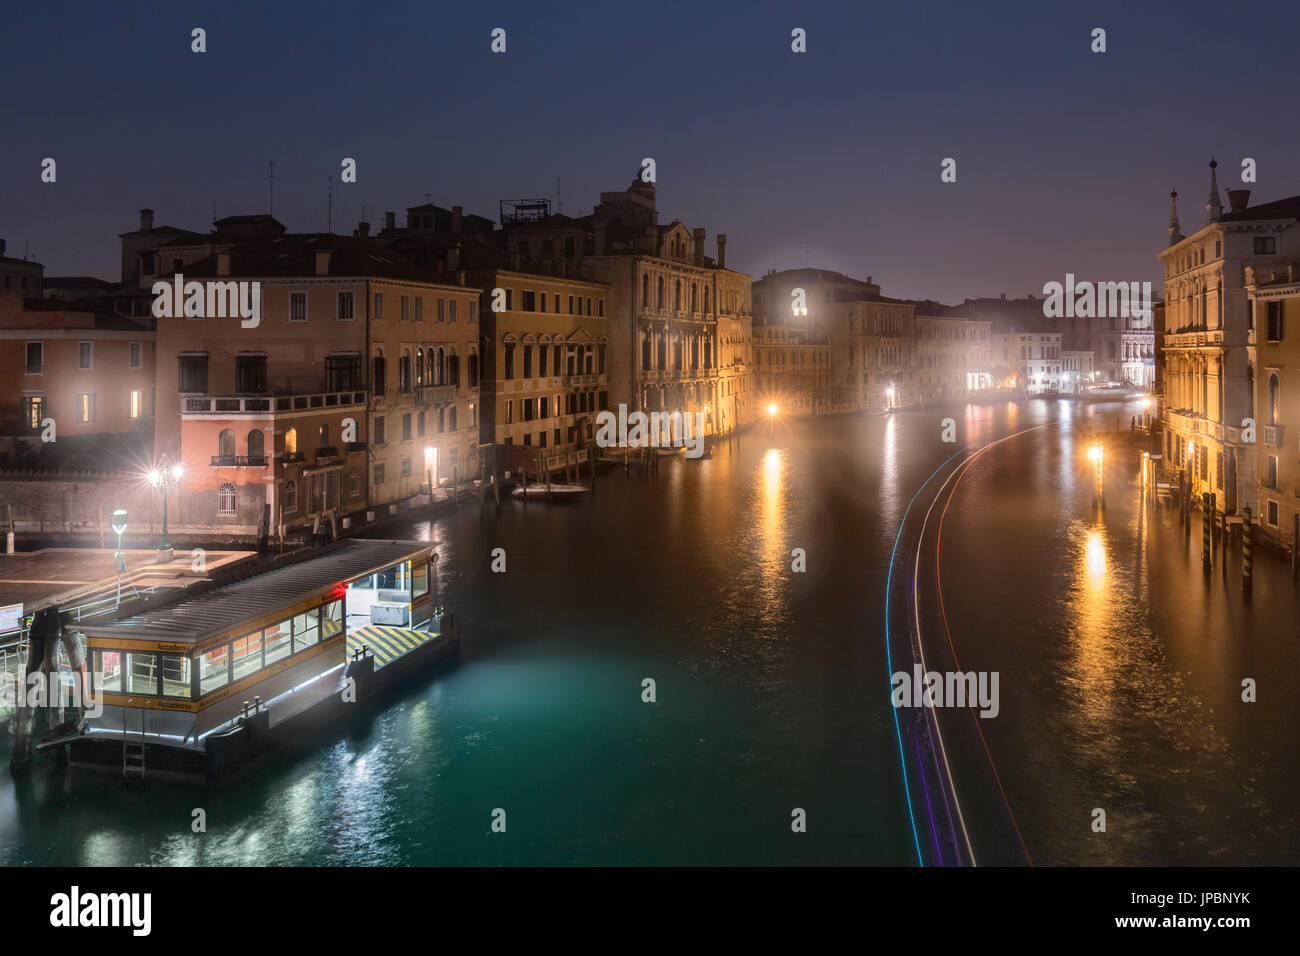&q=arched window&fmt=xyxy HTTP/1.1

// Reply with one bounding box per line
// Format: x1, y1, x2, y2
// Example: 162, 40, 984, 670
284, 427, 297, 456
674, 280, 681, 312
218, 428, 235, 459
319, 423, 330, 447
703, 287, 710, 314
435, 347, 446, 386
217, 482, 236, 516
284, 479, 297, 511
399, 349, 411, 393
468, 353, 479, 388
656, 276, 665, 309
1269, 373, 1280, 426
416, 350, 425, 387
247, 429, 264, 461
641, 273, 650, 307
372, 353, 387, 395
691, 284, 697, 312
